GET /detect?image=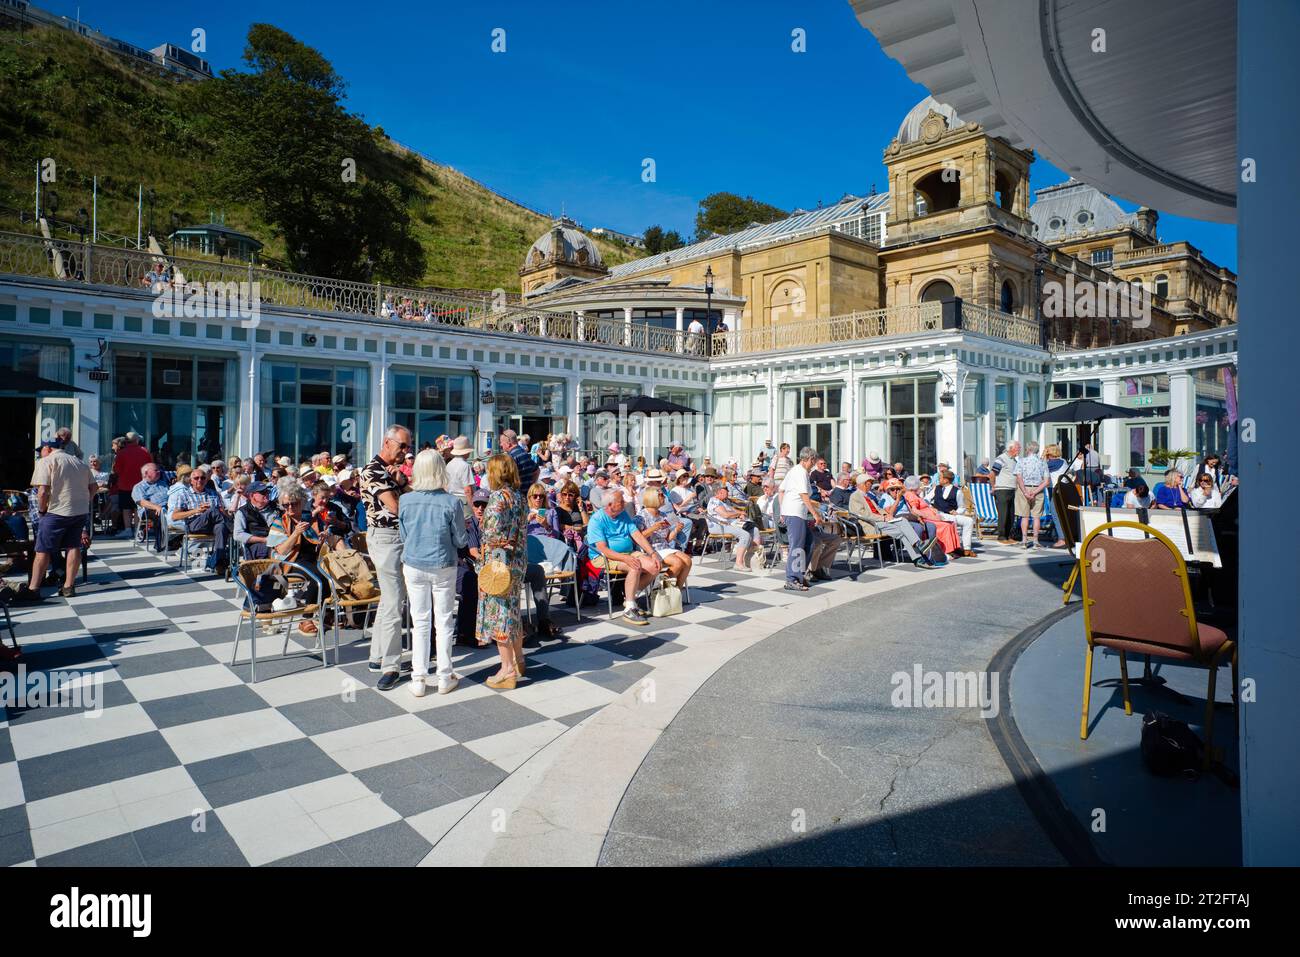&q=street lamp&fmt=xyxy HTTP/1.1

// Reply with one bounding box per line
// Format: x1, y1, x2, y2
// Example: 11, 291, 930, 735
75, 207, 88, 242
146, 188, 156, 239
704, 264, 714, 358
1033, 247, 1049, 350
